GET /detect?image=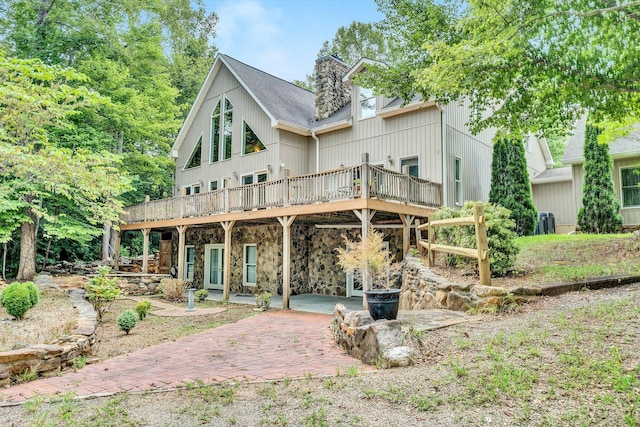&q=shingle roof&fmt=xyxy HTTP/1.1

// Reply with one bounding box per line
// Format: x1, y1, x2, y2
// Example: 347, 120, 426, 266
531, 166, 572, 184
563, 116, 640, 164
221, 54, 317, 128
